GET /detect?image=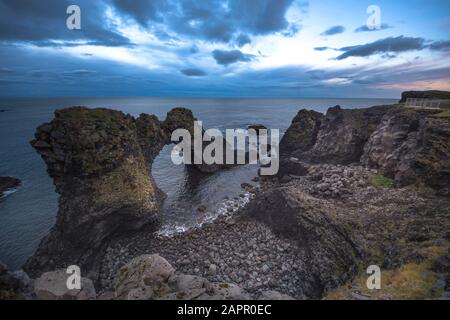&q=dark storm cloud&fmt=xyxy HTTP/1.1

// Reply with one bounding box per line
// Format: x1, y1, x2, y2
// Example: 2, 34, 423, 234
428, 40, 450, 51
110, 0, 166, 25
235, 34, 252, 47
0, 0, 300, 48
231, 0, 295, 34
320, 26, 345, 36
335, 36, 426, 60
110, 0, 297, 43
0, 0, 131, 46
180, 68, 207, 76
212, 49, 254, 66
354, 24, 392, 33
